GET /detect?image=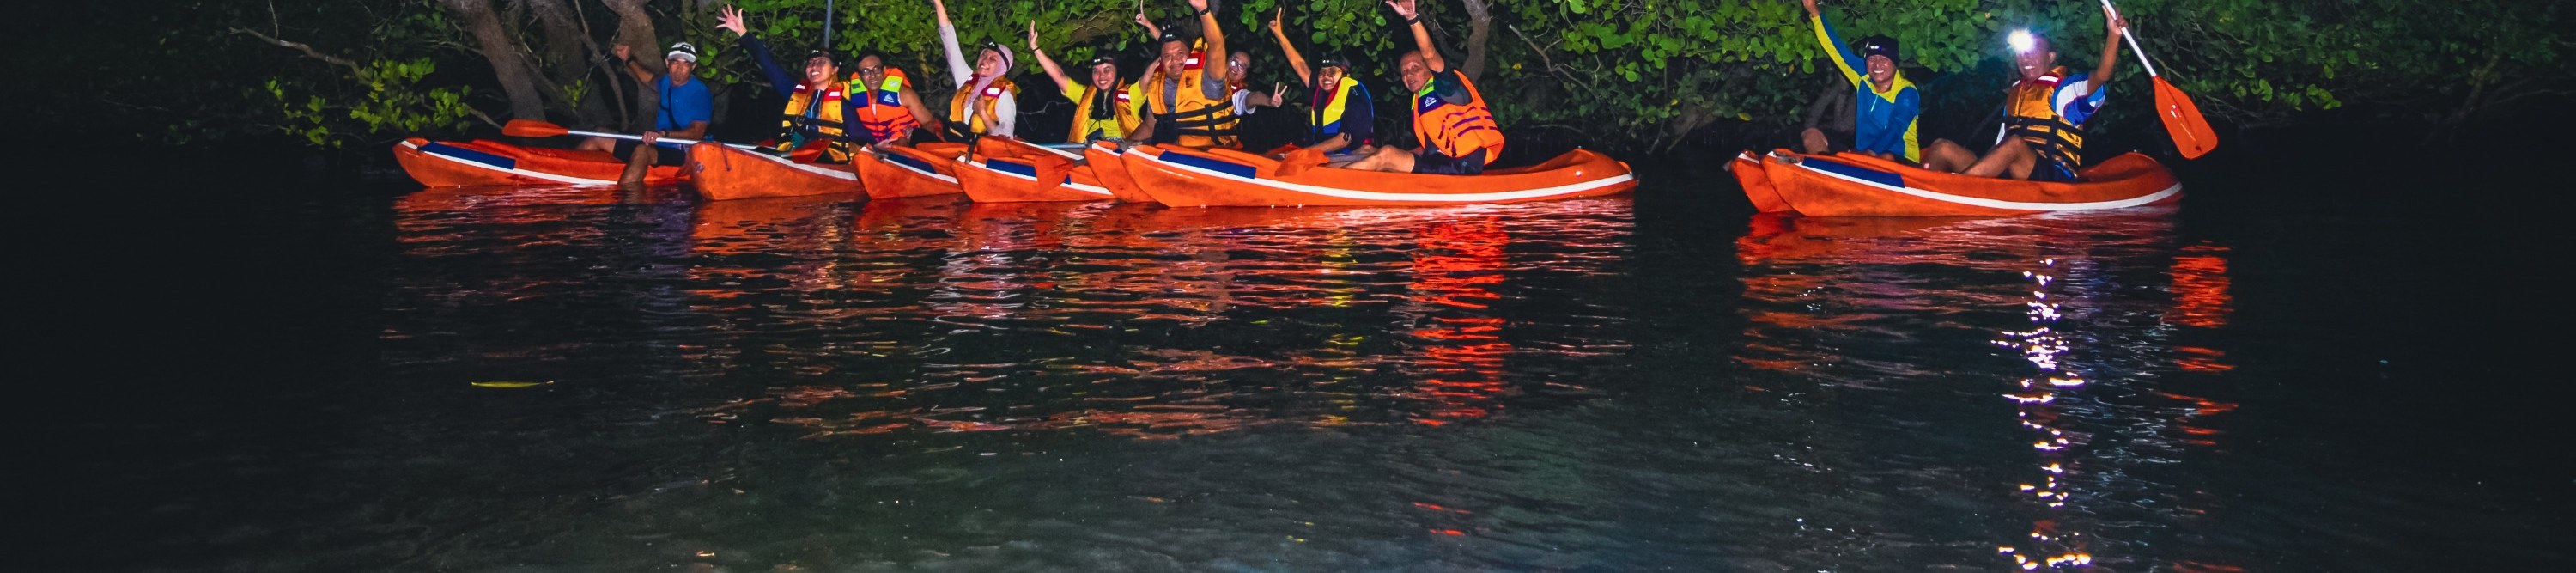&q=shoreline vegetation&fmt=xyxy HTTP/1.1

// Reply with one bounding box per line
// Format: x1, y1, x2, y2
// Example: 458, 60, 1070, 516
32, 0, 2568, 160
